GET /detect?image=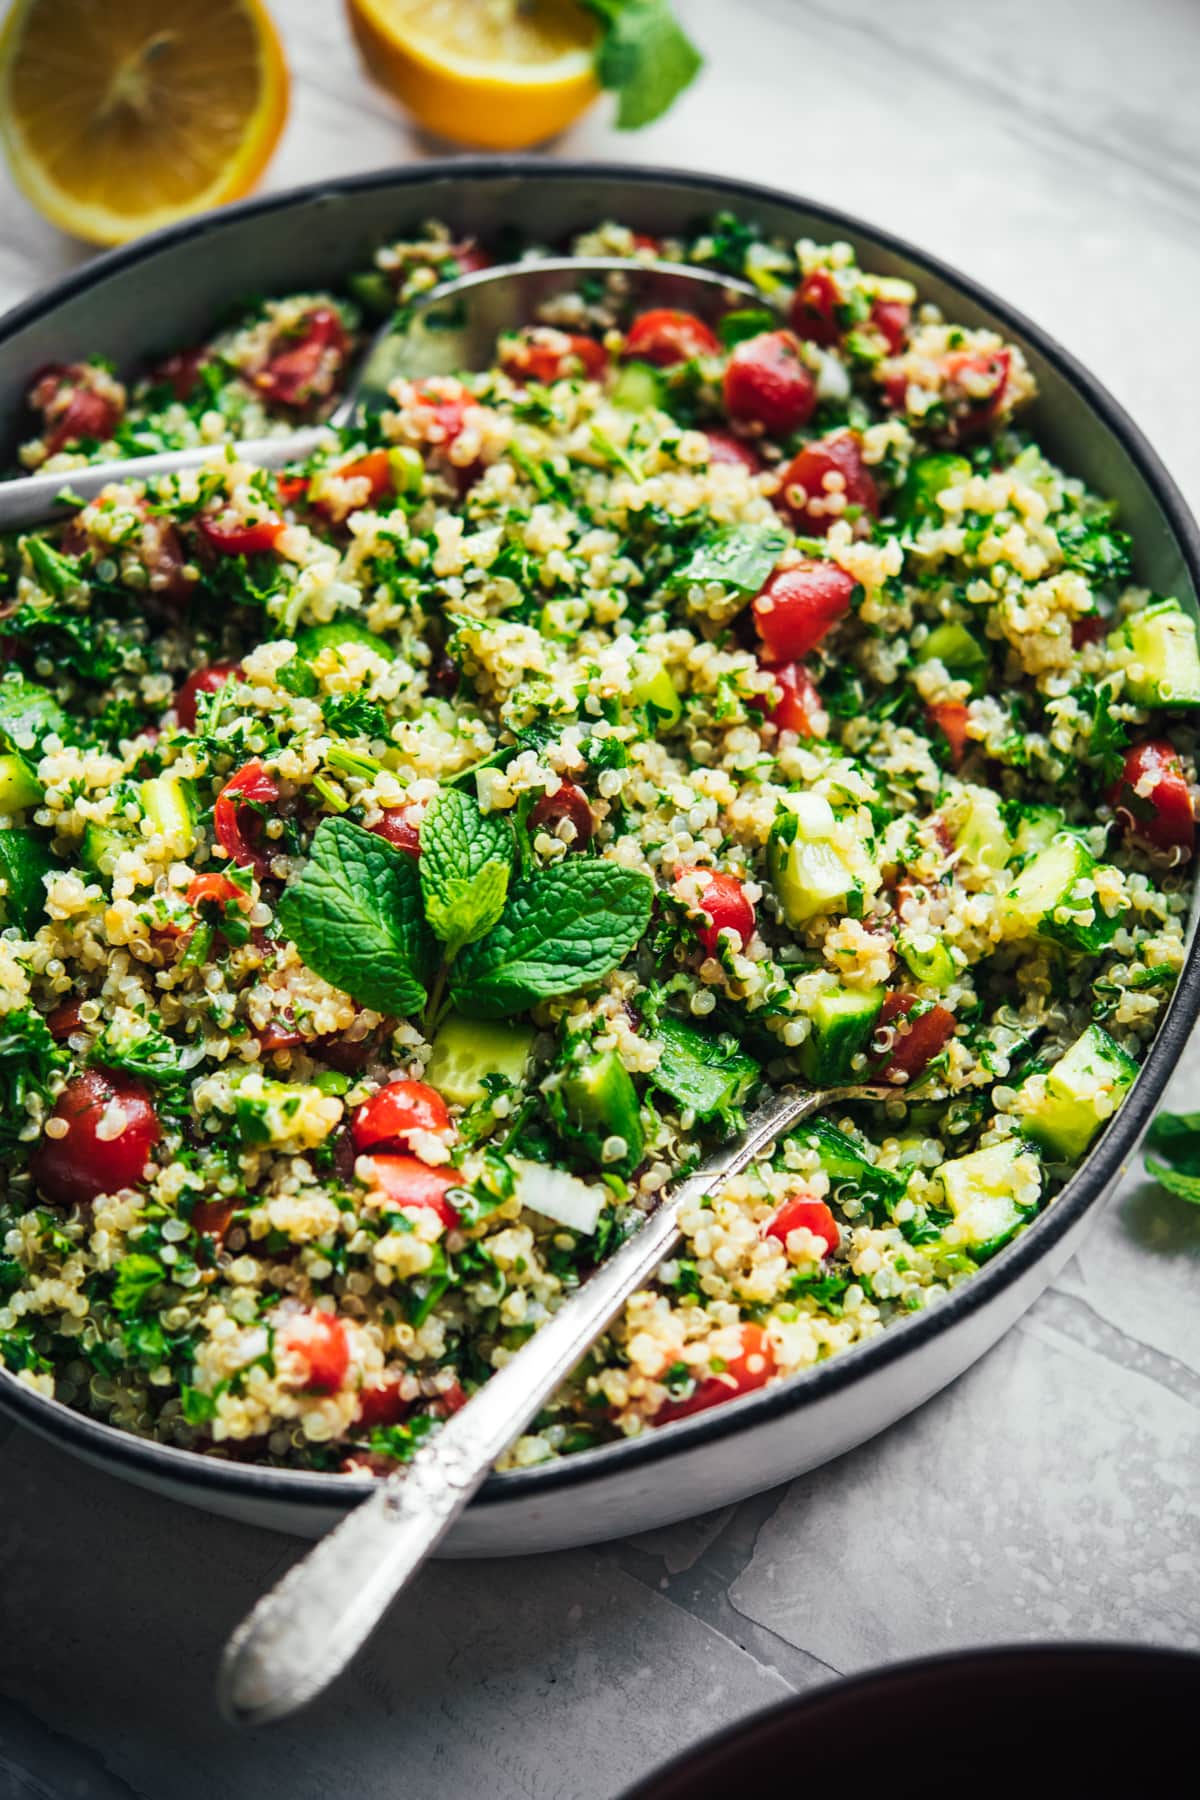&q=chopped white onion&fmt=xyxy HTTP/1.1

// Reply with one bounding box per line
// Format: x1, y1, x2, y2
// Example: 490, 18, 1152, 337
512, 1159, 605, 1236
